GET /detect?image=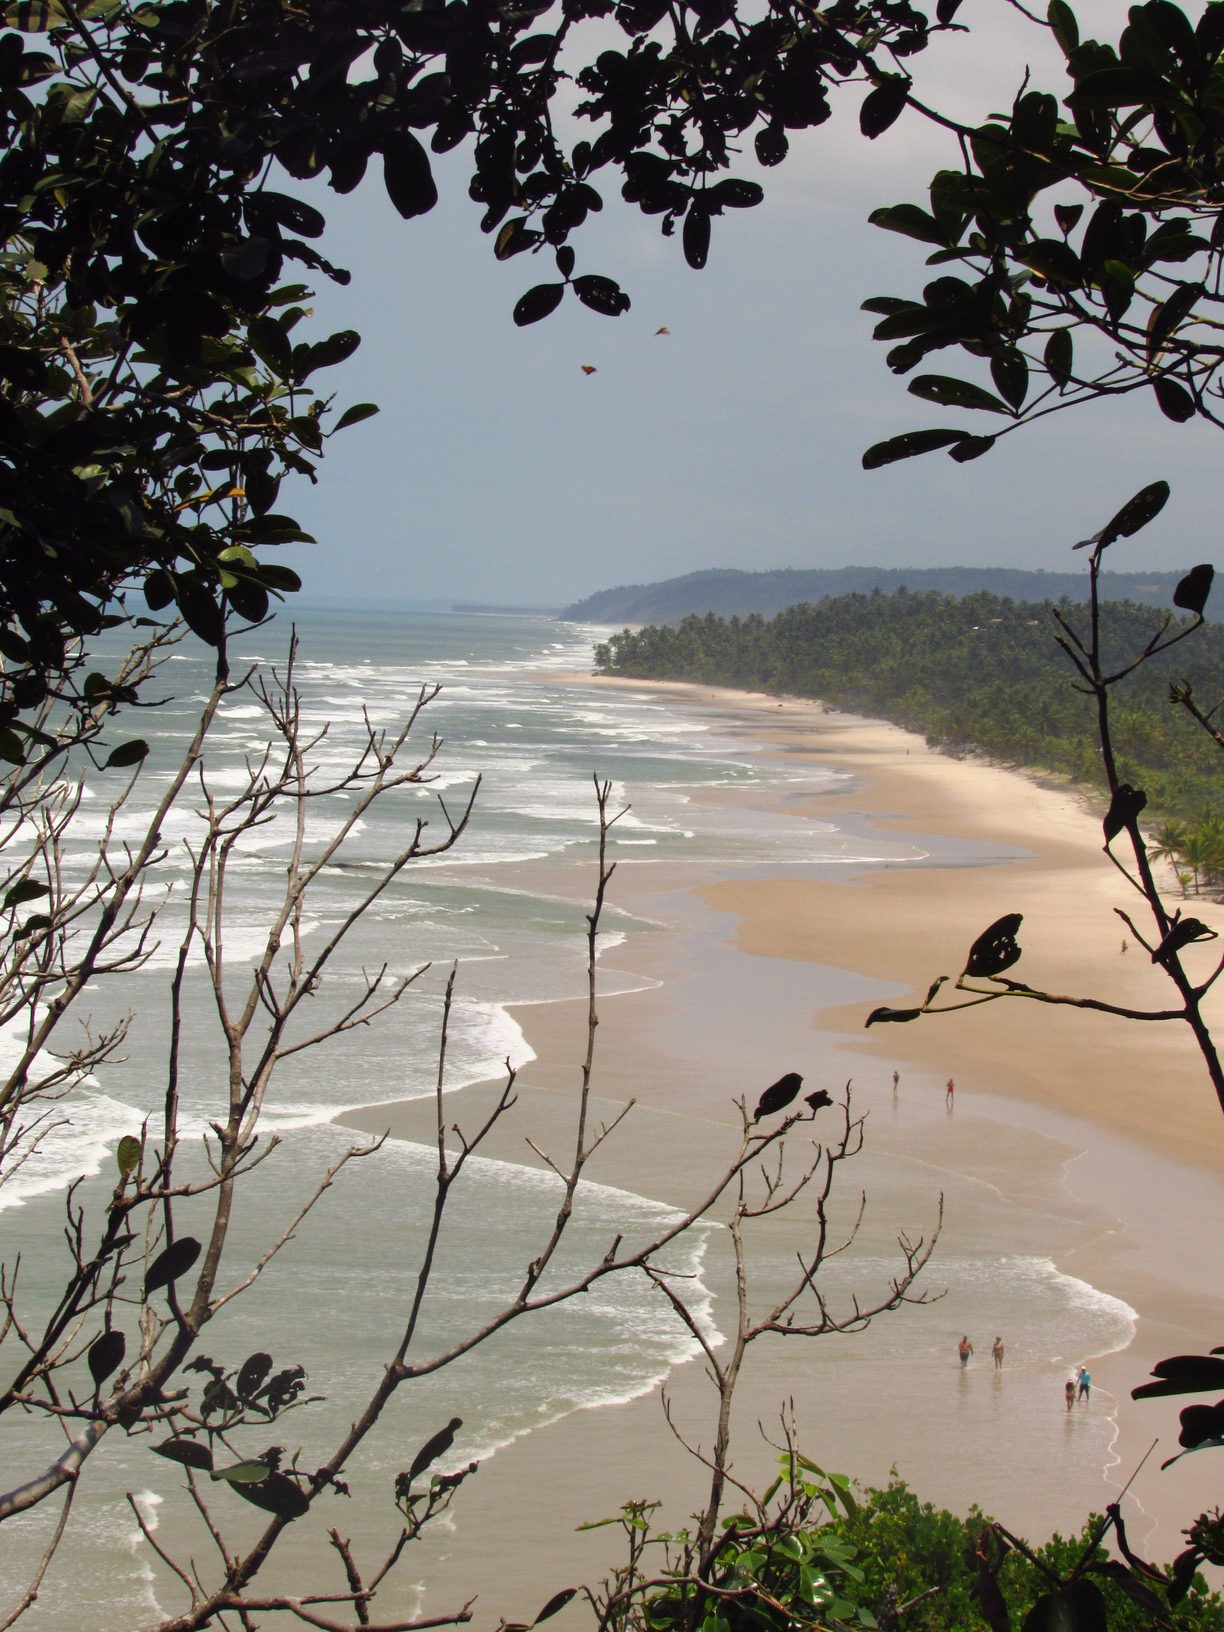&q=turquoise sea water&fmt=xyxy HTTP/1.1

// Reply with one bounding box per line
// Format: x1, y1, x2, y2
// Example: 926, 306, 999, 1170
0, 609, 1138, 1628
